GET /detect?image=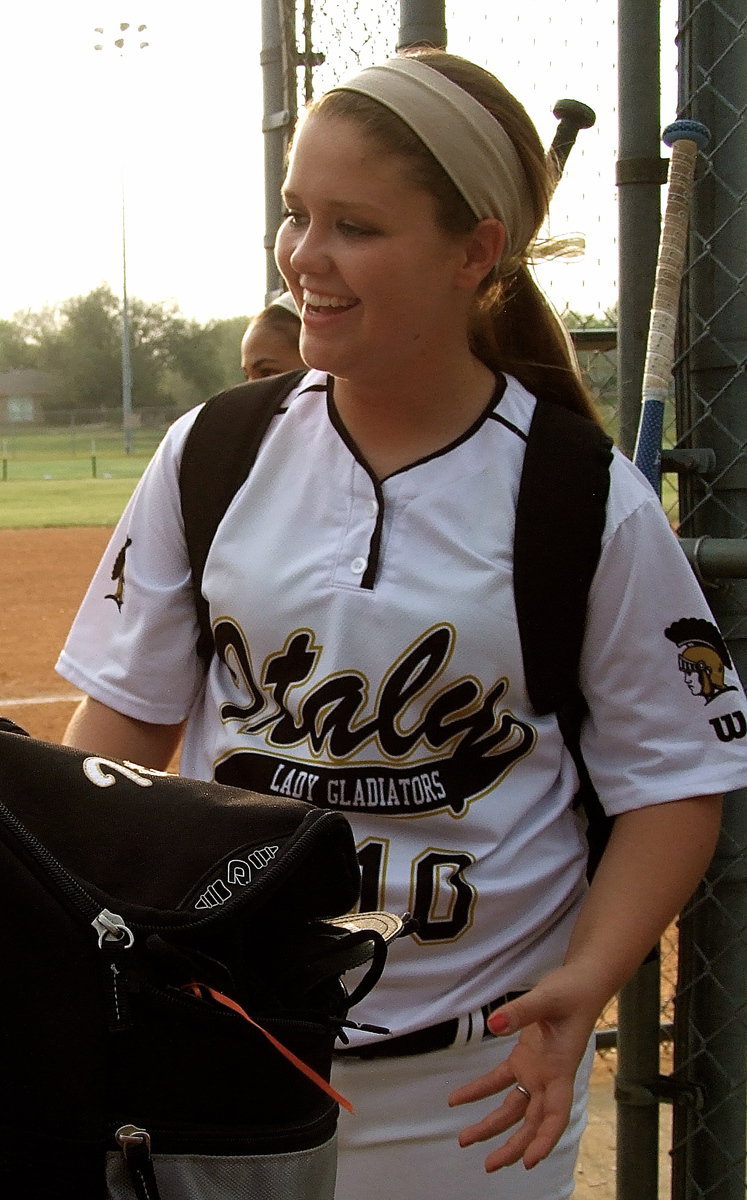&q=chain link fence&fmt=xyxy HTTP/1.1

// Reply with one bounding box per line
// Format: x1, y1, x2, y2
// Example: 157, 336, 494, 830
0, 410, 176, 482
670, 2, 747, 1198
264, 2, 745, 1195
